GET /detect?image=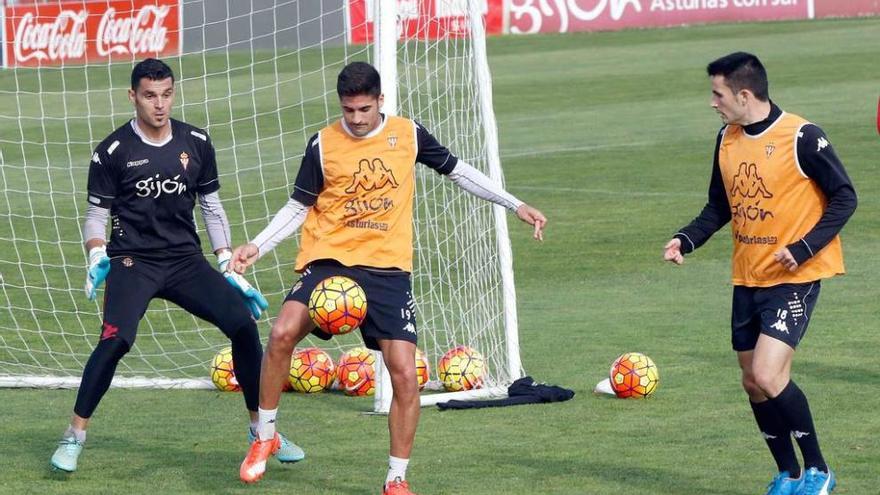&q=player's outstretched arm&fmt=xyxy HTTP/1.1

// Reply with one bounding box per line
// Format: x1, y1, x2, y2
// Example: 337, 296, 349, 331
229, 243, 260, 274
663, 238, 684, 265
84, 240, 110, 300
217, 248, 268, 319
82, 204, 111, 300
515, 204, 546, 241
